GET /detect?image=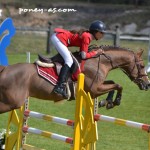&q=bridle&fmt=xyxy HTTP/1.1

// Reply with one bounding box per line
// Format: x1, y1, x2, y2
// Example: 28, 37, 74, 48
127, 52, 148, 84
100, 51, 148, 84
